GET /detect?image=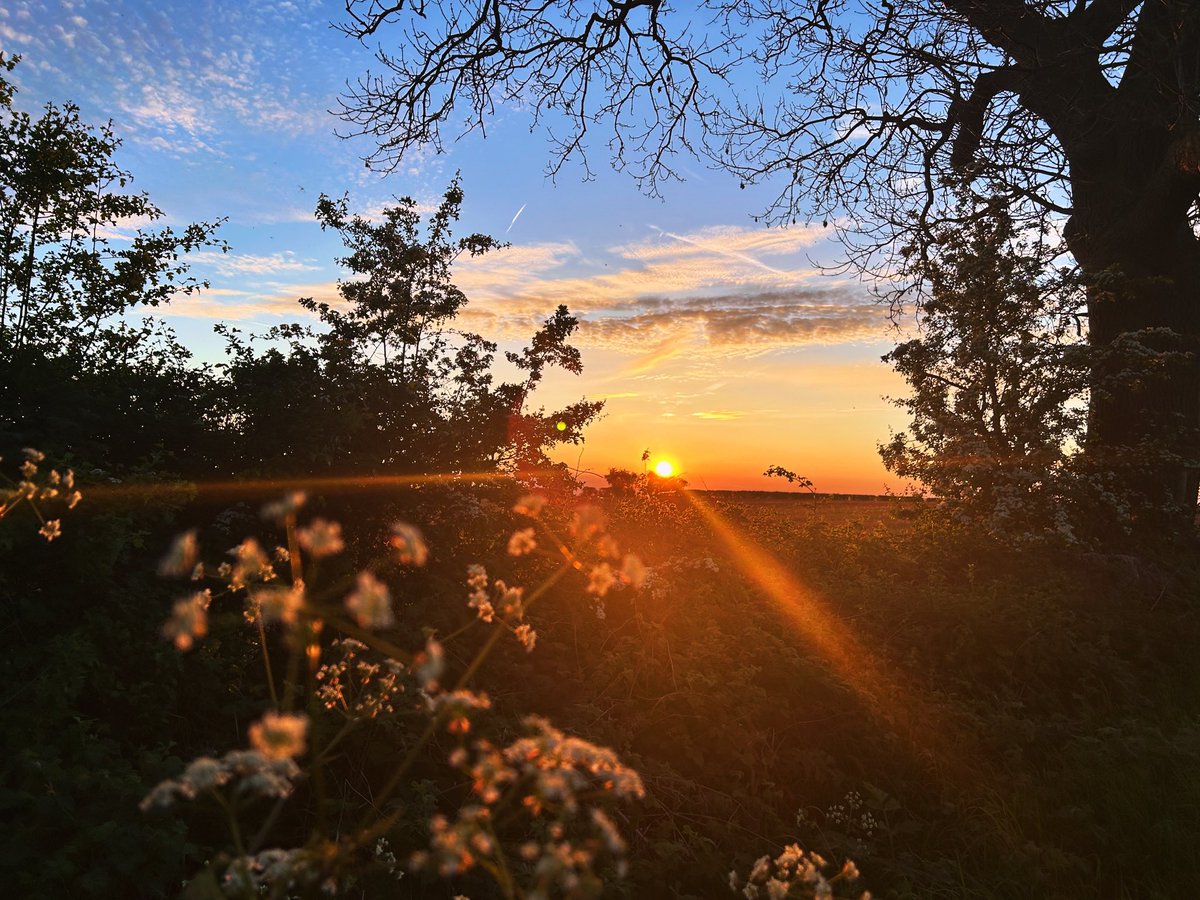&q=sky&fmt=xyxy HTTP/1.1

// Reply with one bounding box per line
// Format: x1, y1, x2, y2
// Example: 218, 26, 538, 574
1, 0, 916, 493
